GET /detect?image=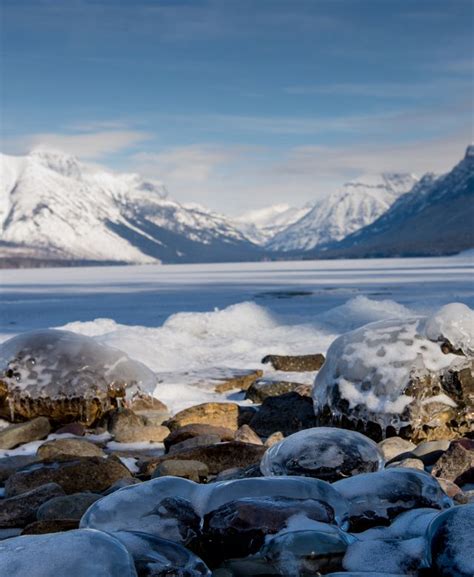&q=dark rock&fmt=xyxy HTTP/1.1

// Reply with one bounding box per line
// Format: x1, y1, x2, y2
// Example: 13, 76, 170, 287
0, 483, 65, 527
169, 434, 222, 454
5, 456, 132, 496
36, 492, 102, 521
262, 354, 325, 372
37, 438, 105, 459
0, 417, 51, 450
245, 379, 308, 403
248, 393, 317, 437
0, 455, 38, 483
21, 519, 79, 534
54, 422, 85, 436
164, 424, 235, 452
